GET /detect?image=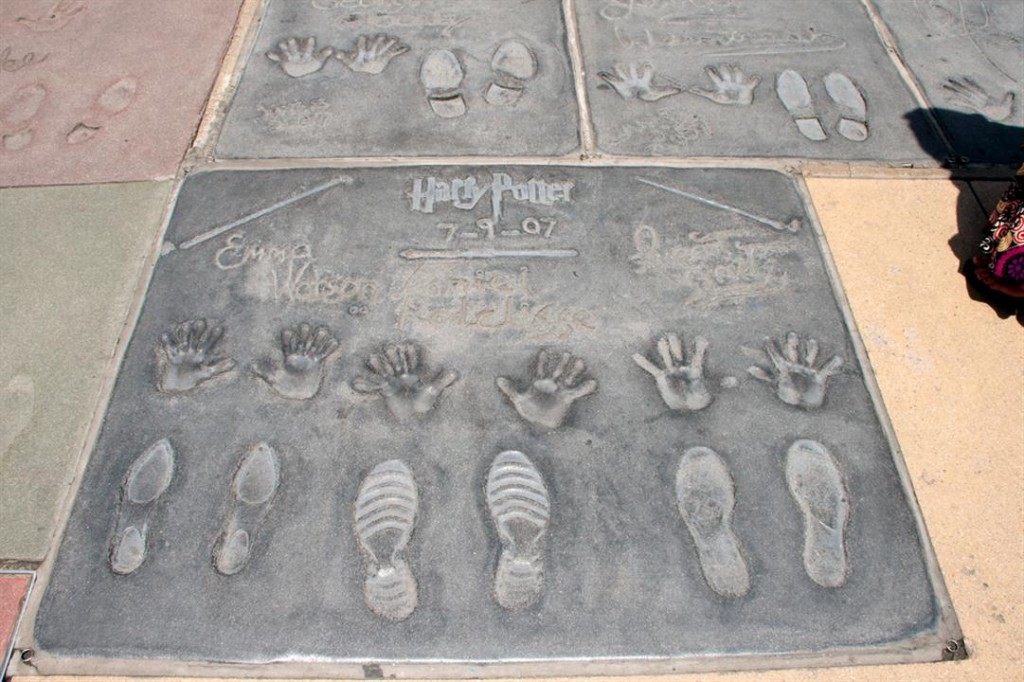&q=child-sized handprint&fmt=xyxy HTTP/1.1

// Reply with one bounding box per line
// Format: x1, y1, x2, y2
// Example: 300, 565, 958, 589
337, 34, 409, 75
157, 319, 235, 394
942, 77, 1014, 122
252, 323, 339, 400
266, 37, 334, 78
352, 342, 459, 421
748, 332, 844, 410
689, 64, 759, 106
496, 350, 598, 430
633, 333, 713, 412
598, 63, 681, 102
